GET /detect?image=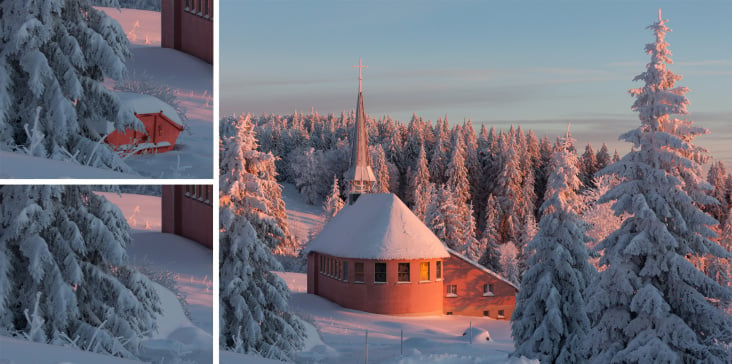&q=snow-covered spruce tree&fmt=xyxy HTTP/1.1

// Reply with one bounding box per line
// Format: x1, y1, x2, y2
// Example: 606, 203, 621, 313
221, 114, 297, 256
323, 175, 345, 221
0, 185, 160, 358
219, 206, 304, 361
585, 13, 732, 363
219, 116, 305, 360
511, 134, 596, 363
479, 194, 502, 273
0, 0, 142, 171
